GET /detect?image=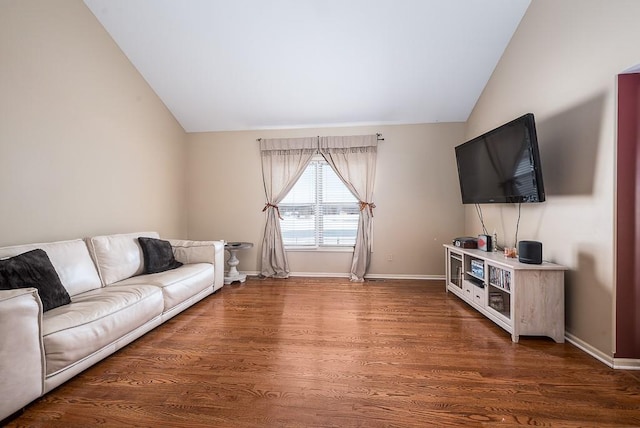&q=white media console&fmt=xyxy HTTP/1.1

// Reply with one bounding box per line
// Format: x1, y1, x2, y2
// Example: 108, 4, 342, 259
444, 244, 567, 343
